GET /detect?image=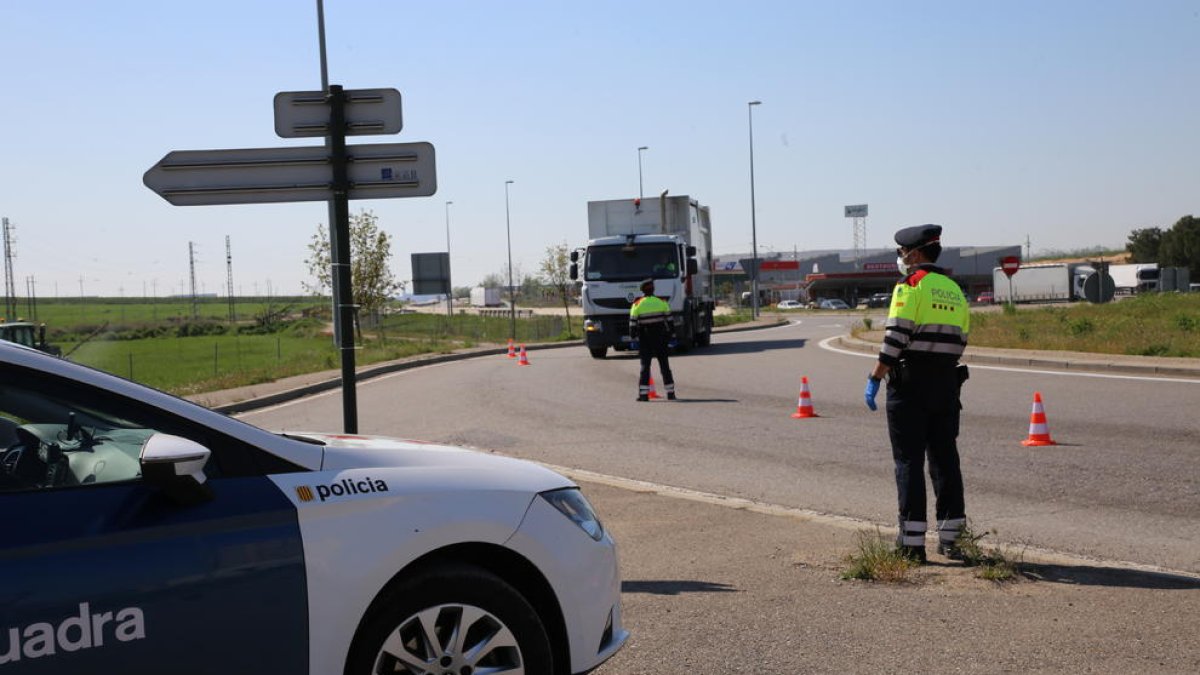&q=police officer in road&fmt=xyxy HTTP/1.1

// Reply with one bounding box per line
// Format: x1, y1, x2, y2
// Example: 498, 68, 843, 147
864, 225, 971, 562
630, 278, 676, 401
